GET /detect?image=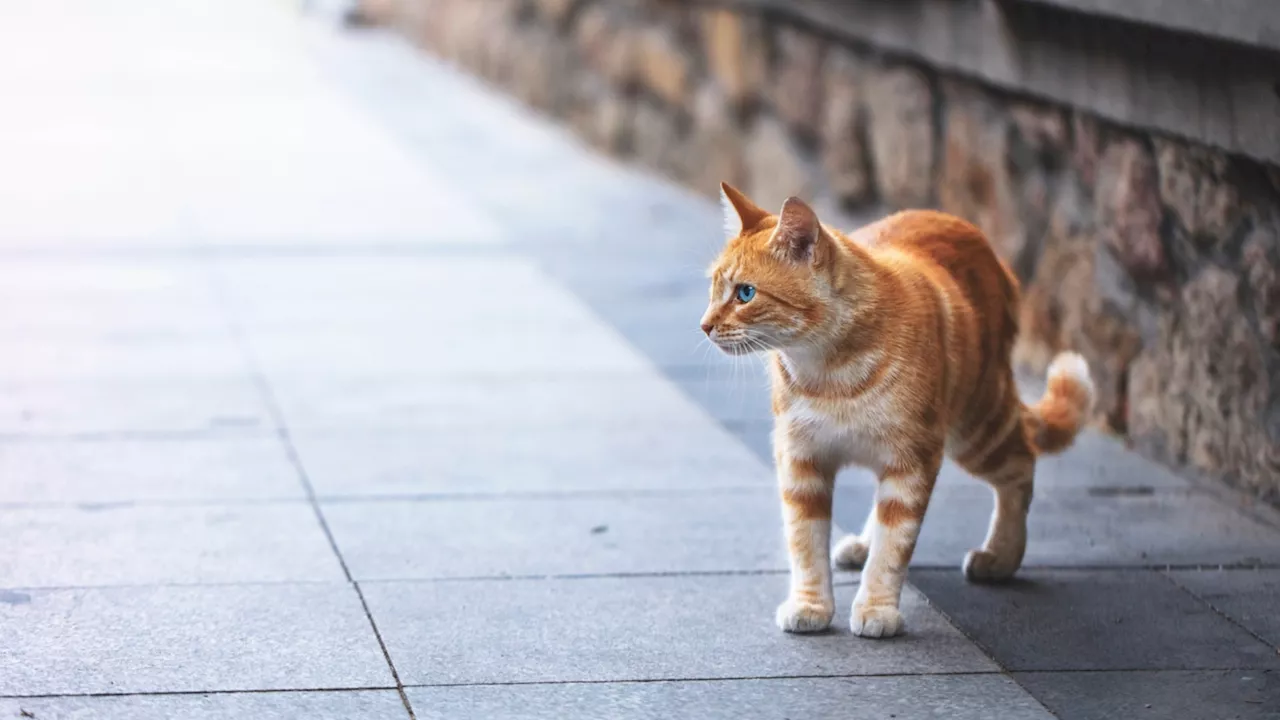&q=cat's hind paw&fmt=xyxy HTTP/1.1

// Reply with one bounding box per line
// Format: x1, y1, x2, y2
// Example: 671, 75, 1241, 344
850, 603, 904, 638
775, 598, 834, 633
963, 548, 1019, 583
832, 535, 869, 569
